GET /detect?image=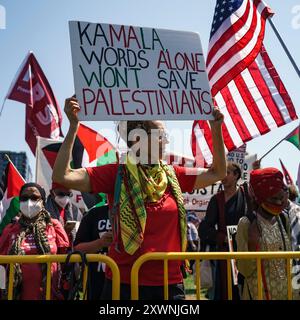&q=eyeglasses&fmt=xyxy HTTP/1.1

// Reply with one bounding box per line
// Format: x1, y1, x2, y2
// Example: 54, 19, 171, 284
56, 192, 73, 197
19, 195, 41, 202
147, 129, 169, 141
